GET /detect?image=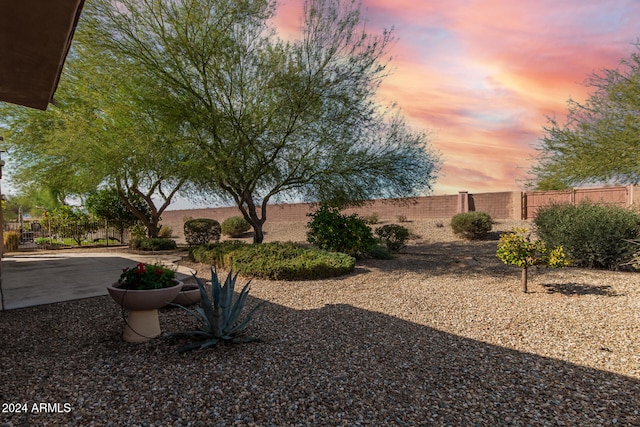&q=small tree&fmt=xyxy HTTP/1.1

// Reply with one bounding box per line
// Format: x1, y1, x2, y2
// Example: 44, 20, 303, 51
496, 228, 569, 293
